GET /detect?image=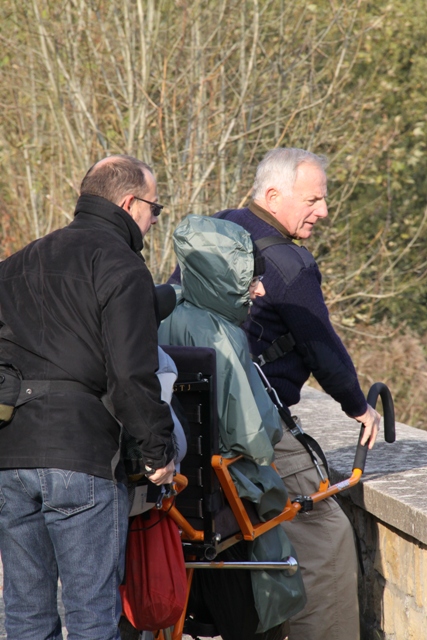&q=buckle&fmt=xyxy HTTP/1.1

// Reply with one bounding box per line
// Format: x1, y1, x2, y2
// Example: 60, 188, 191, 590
293, 495, 313, 513
258, 354, 266, 367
